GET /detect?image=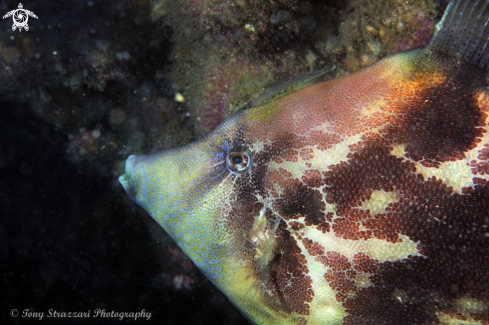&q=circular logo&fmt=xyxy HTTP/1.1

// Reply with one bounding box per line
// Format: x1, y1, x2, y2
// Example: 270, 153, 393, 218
2, 3, 38, 32
13, 9, 28, 28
